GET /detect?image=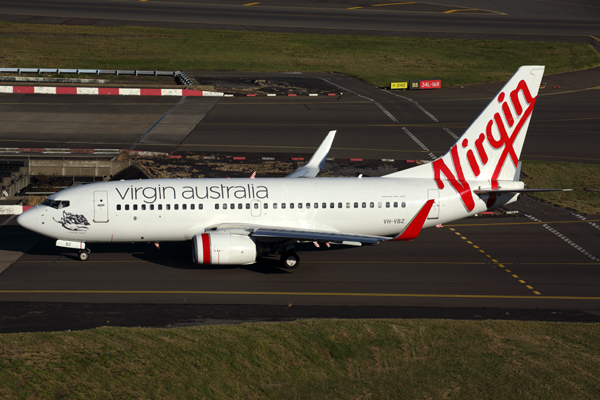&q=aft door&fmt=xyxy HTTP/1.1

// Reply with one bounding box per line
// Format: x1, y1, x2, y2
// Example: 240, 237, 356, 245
93, 190, 109, 223
427, 189, 439, 219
